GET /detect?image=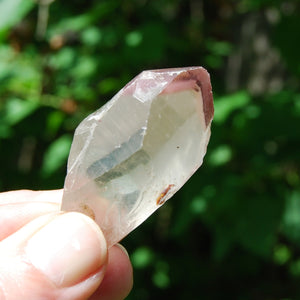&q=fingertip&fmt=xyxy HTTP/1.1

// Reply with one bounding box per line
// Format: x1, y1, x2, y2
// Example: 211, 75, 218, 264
89, 244, 133, 300
26, 212, 108, 288
0, 212, 108, 300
